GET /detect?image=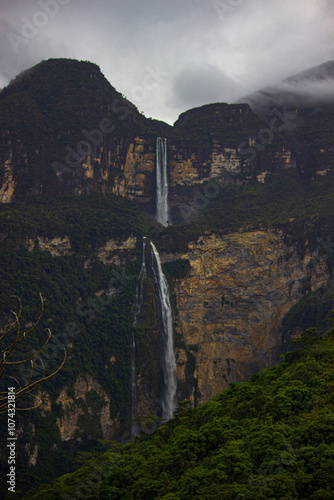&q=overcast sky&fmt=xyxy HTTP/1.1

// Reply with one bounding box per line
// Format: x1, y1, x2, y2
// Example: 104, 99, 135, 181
0, 0, 333, 124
